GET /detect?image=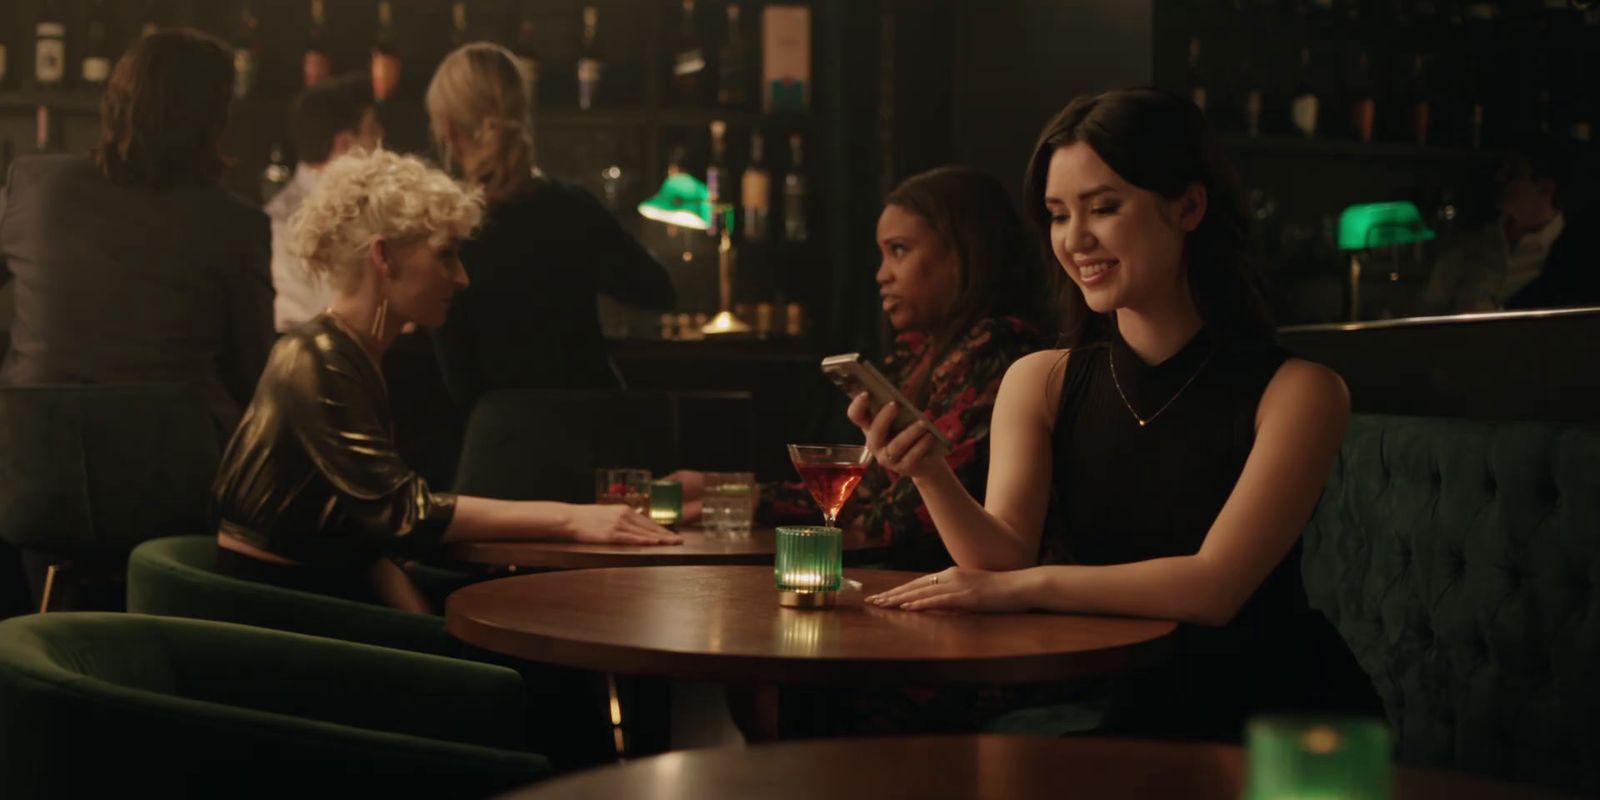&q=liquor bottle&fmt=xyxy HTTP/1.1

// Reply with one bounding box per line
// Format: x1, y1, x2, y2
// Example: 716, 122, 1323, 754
514, 1, 540, 107
673, 0, 706, 105
304, 0, 332, 88
1289, 47, 1320, 138
577, 5, 604, 111
35, 104, 55, 151
1347, 48, 1376, 143
35, 0, 66, 89
782, 133, 807, 243
260, 145, 291, 205
371, 0, 401, 102
82, 0, 113, 88
1184, 37, 1207, 113
234, 0, 262, 100
706, 120, 728, 234
1238, 52, 1264, 138
1, 18, 9, 88
741, 131, 770, 241
718, 4, 749, 107
1404, 53, 1431, 146
449, 1, 469, 48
